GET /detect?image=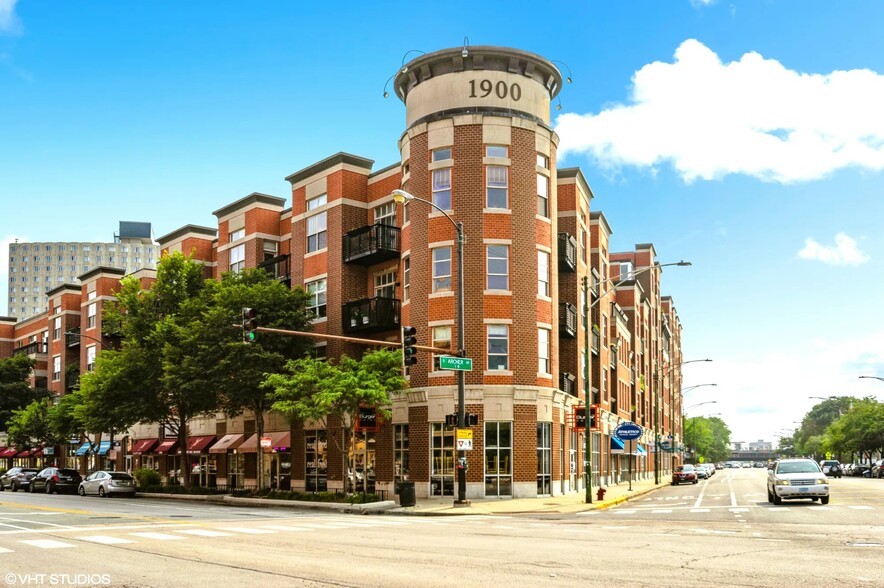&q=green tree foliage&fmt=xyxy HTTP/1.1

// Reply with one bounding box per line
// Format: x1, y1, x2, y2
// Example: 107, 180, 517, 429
6, 398, 59, 449
267, 349, 406, 492
0, 354, 51, 428
684, 416, 731, 464
795, 396, 856, 455
180, 268, 314, 489
826, 397, 884, 461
